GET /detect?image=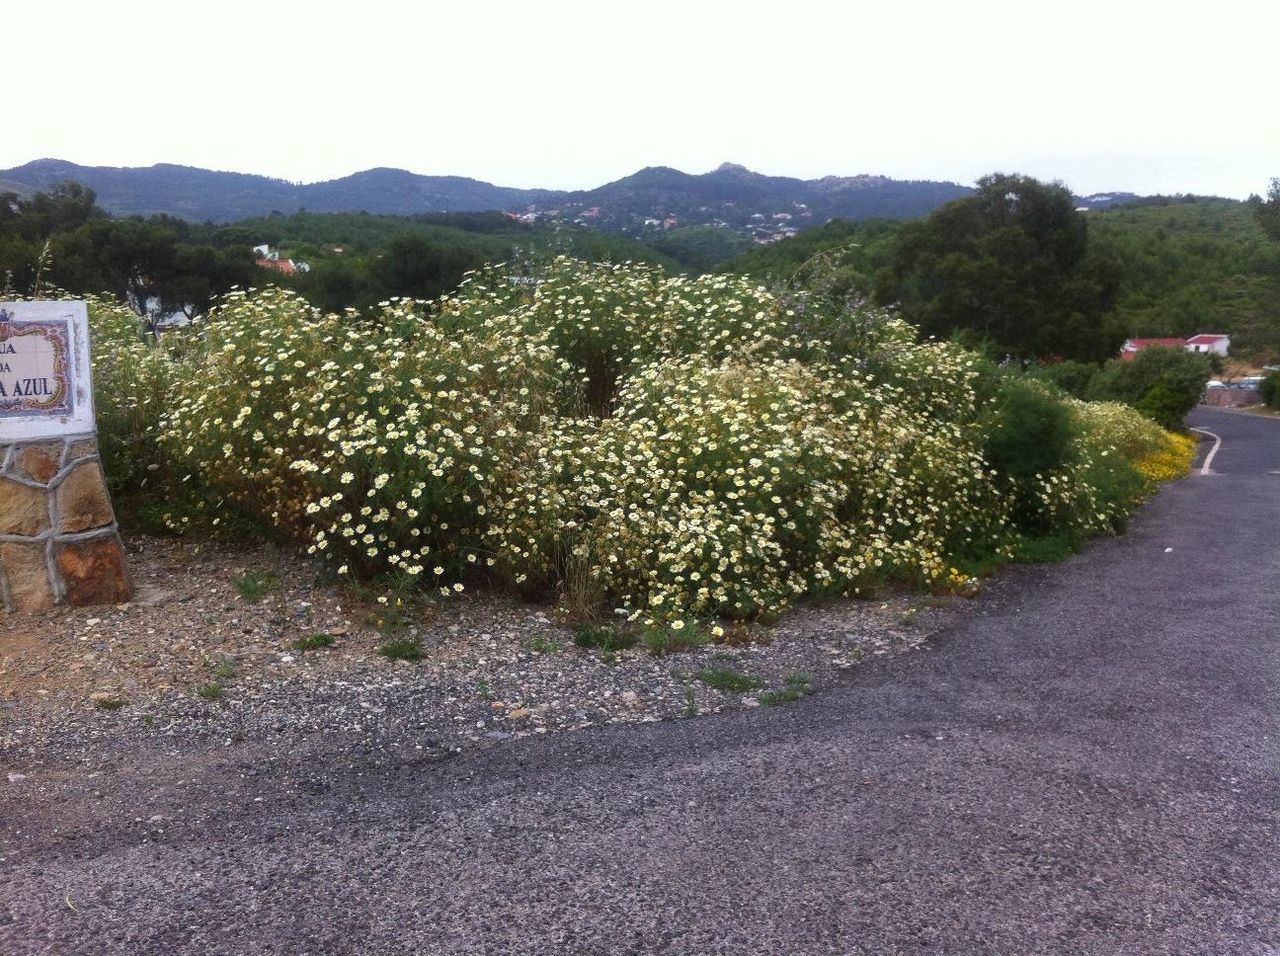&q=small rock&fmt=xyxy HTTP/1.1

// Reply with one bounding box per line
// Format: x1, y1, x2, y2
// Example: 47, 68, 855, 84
484, 731, 512, 741
131, 586, 179, 607
7, 773, 26, 783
